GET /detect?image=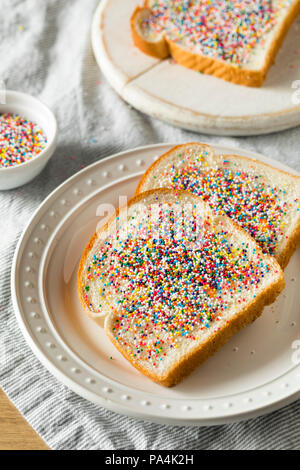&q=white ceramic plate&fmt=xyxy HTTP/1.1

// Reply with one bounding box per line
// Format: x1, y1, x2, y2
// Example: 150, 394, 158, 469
0, 90, 57, 190
12, 143, 300, 426
91, 0, 300, 136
